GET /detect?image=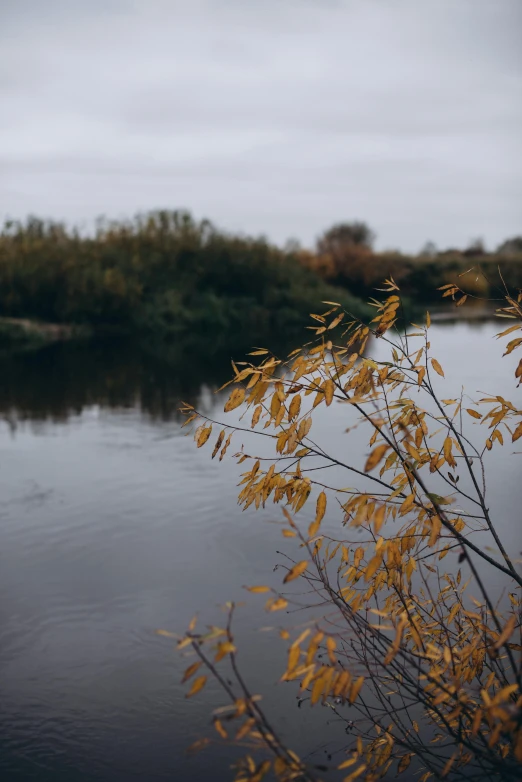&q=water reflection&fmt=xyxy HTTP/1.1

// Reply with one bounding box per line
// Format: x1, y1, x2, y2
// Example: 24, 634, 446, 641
0, 311, 495, 426
0, 338, 246, 425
